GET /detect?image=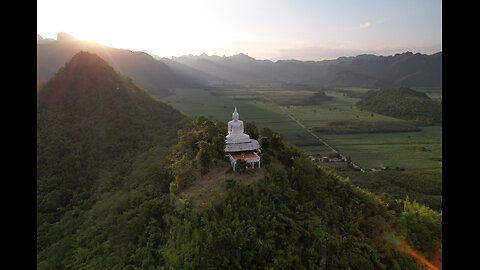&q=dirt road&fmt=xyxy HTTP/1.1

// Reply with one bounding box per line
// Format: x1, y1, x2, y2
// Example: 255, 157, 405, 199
278, 106, 366, 173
